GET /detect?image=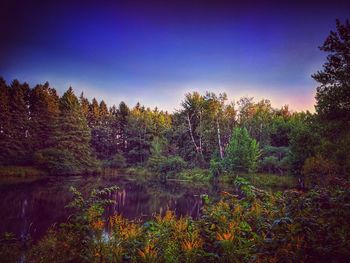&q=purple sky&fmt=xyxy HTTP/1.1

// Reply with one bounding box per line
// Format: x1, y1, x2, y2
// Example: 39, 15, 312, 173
1, 0, 349, 112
